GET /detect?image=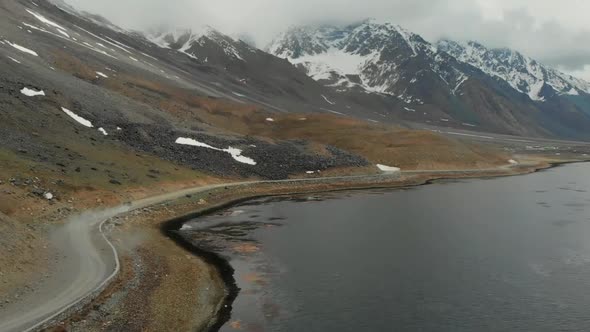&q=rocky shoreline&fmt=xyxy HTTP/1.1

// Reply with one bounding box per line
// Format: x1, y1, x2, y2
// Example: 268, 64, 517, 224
150, 160, 576, 331
0, 158, 575, 331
